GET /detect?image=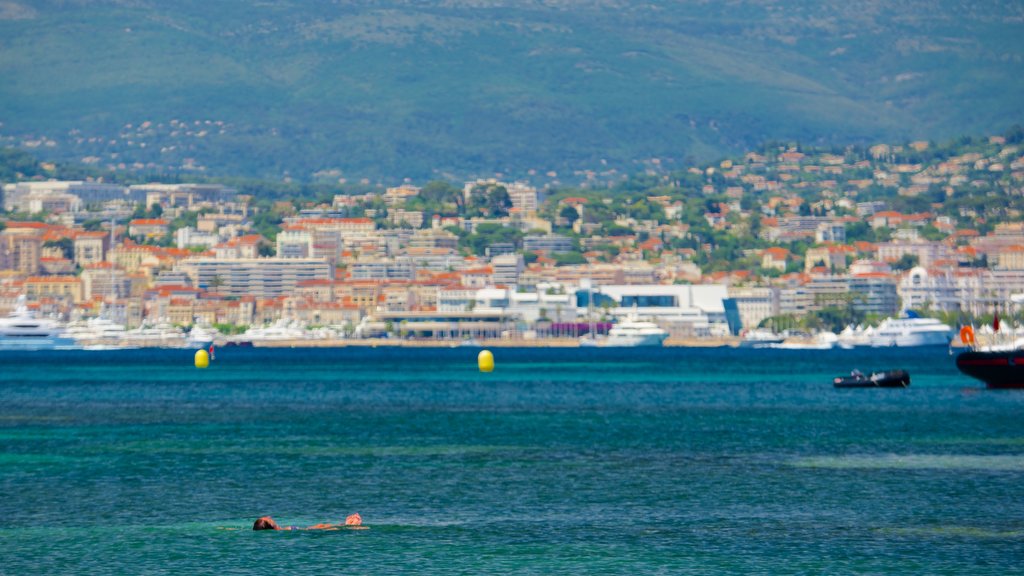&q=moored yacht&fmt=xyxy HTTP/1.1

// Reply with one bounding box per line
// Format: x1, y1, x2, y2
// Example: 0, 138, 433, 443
955, 294, 1024, 388
240, 319, 309, 343
738, 329, 785, 348
186, 323, 220, 347
868, 312, 953, 348
0, 296, 77, 350
65, 316, 128, 346
123, 320, 186, 347
837, 325, 871, 349
771, 331, 838, 350
604, 316, 668, 347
